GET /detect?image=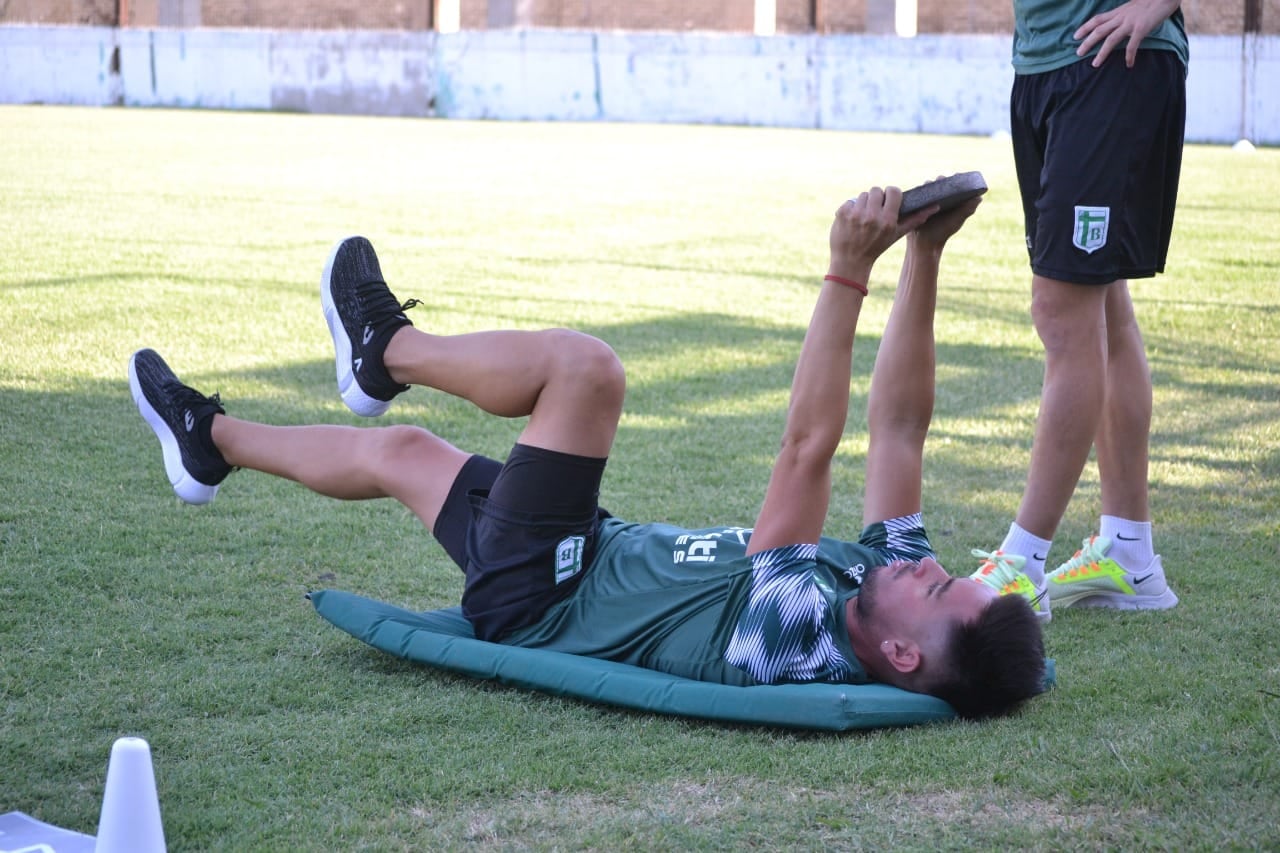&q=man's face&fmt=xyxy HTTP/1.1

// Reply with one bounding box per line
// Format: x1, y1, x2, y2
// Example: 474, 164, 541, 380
857, 557, 997, 643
